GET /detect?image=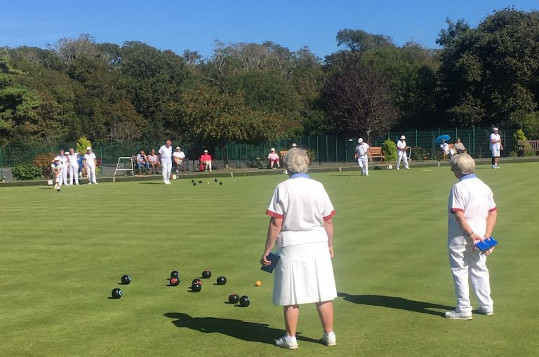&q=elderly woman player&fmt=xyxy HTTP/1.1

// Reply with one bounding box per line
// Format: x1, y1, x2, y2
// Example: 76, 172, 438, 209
445, 153, 497, 319
261, 148, 337, 349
